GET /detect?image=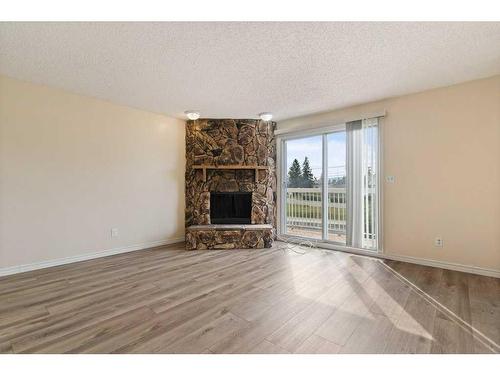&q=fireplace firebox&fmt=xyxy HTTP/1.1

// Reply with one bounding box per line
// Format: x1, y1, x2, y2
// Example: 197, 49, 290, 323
210, 192, 252, 224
